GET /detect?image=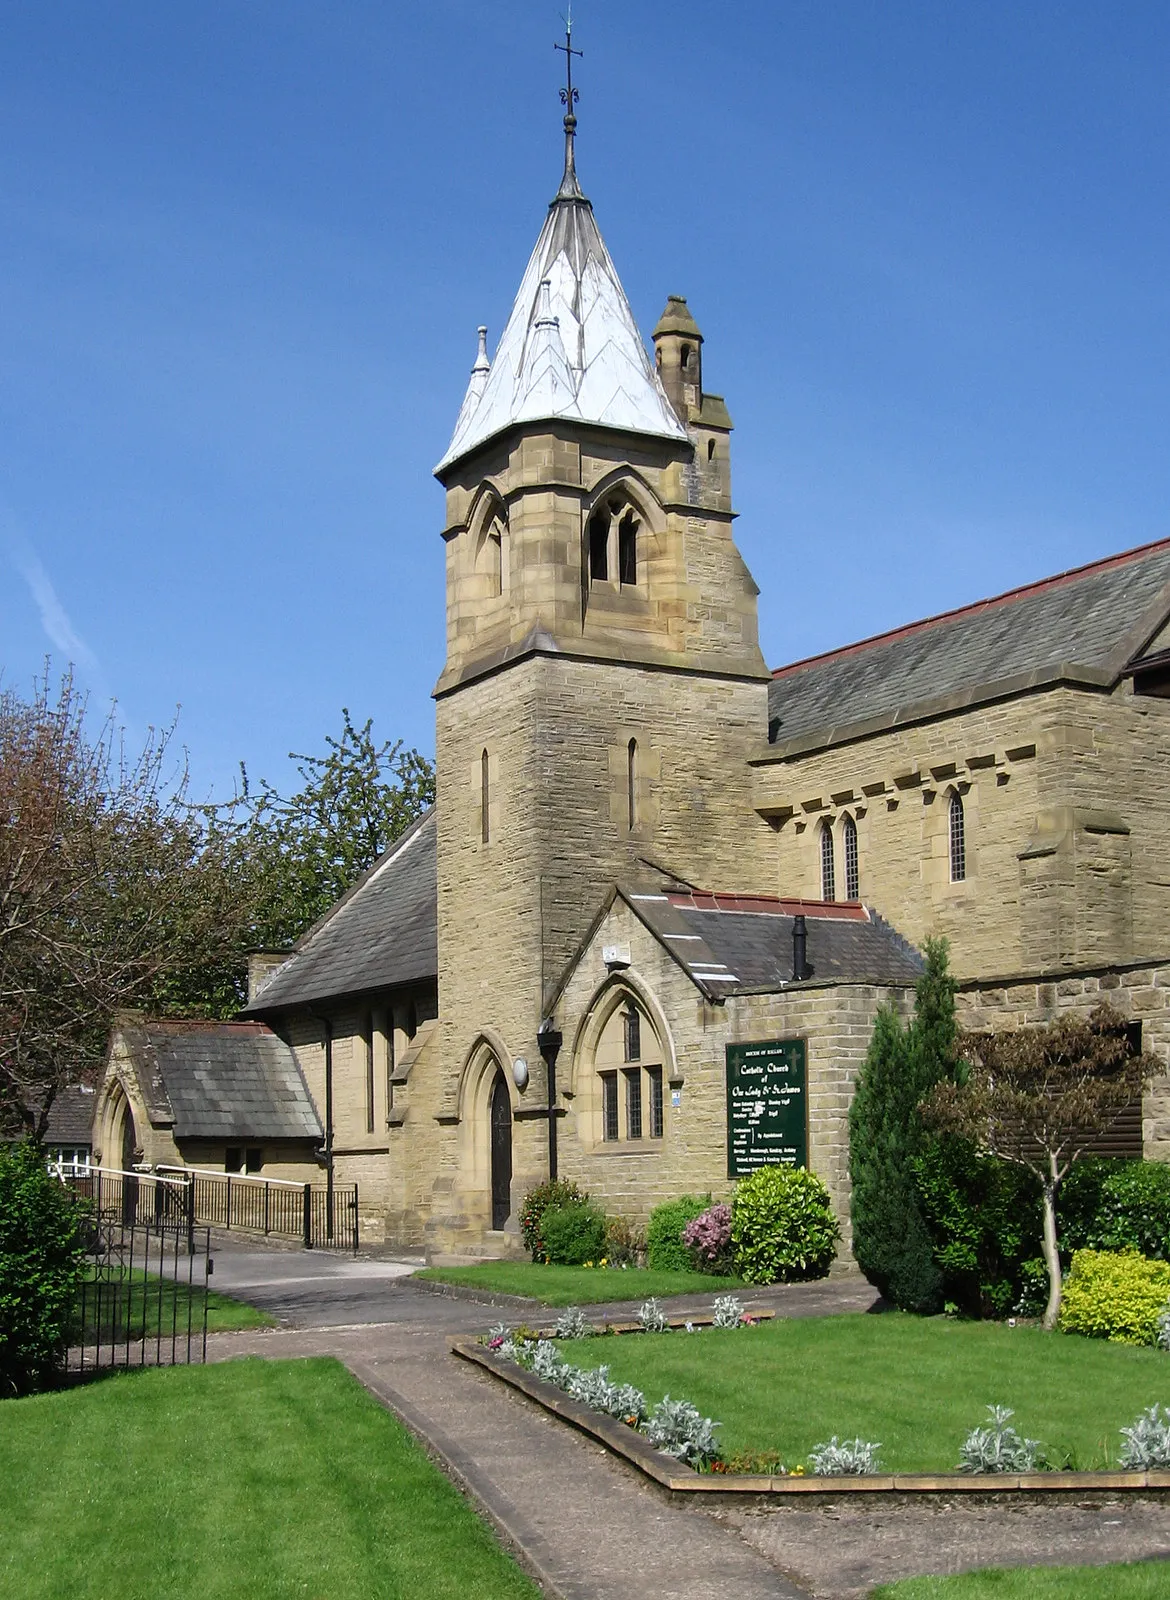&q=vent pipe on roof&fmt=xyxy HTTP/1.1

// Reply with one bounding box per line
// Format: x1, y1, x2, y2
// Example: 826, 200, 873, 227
792, 915, 810, 982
